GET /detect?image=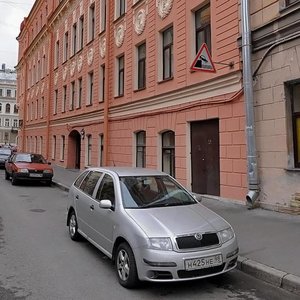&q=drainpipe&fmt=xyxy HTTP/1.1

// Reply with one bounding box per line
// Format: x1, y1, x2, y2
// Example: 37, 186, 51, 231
241, 0, 260, 208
